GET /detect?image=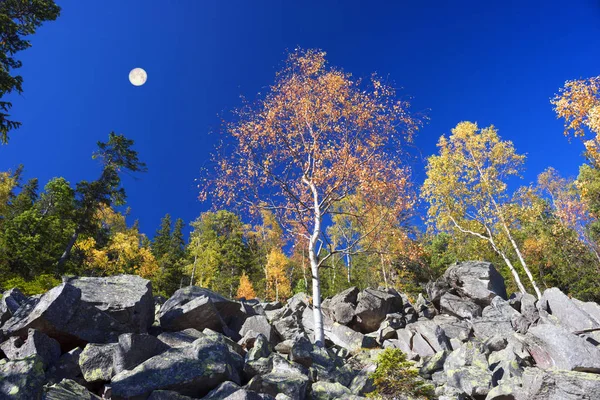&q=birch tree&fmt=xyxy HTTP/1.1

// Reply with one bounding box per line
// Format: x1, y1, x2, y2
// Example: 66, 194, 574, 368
422, 121, 542, 298
200, 49, 419, 346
